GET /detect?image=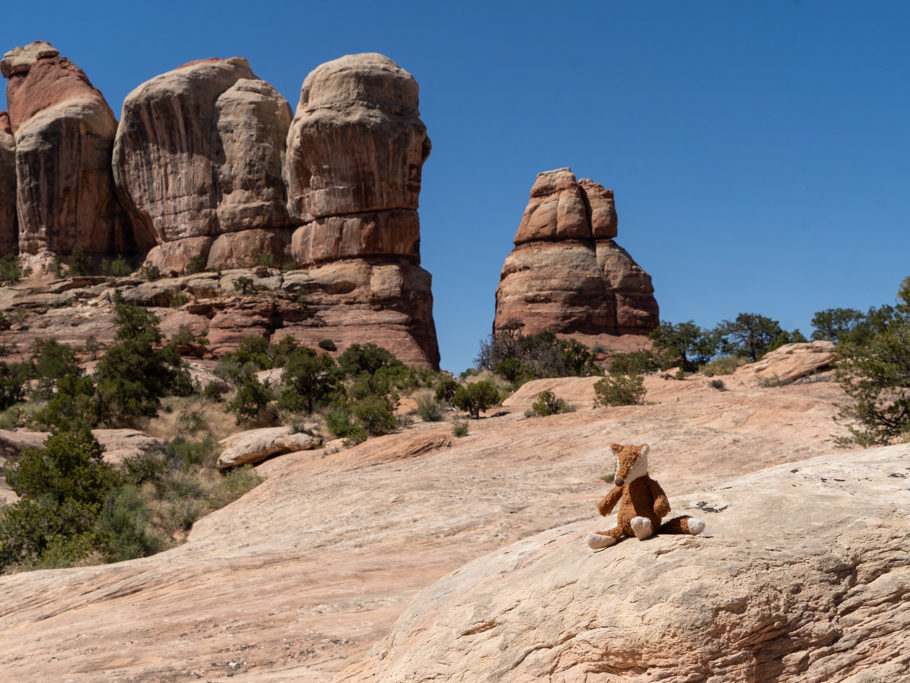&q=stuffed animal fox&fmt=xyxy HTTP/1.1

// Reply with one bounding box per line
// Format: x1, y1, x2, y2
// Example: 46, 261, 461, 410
587, 443, 706, 549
